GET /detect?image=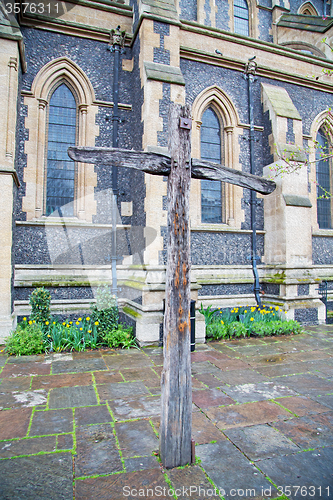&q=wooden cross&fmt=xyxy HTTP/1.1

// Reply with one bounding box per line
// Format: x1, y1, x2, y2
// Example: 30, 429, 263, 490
68, 103, 275, 469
